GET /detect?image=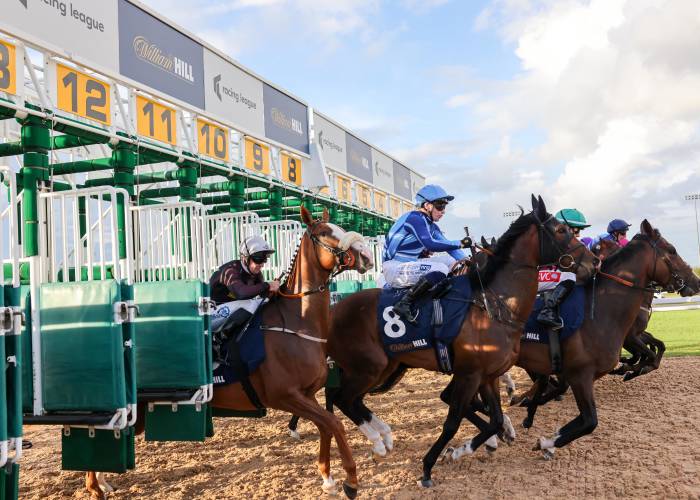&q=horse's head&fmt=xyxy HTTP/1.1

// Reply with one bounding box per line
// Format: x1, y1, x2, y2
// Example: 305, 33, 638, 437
591, 238, 620, 260
300, 207, 374, 275
530, 195, 600, 282
638, 219, 700, 297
